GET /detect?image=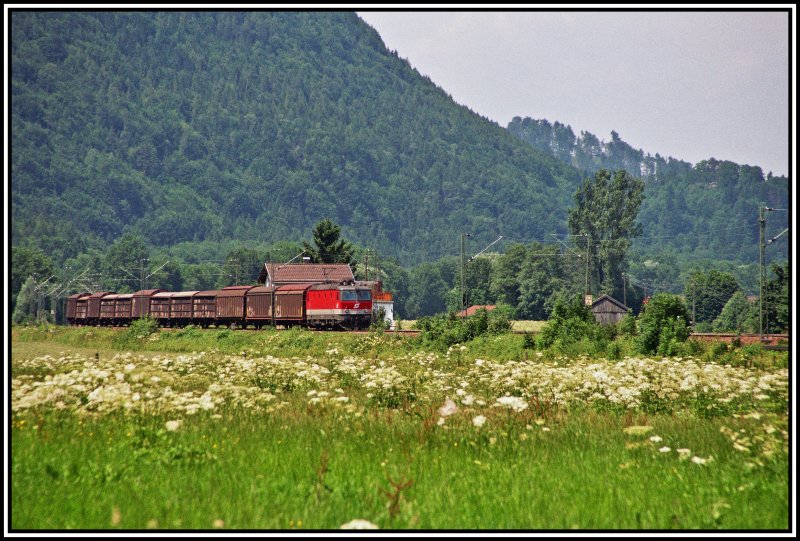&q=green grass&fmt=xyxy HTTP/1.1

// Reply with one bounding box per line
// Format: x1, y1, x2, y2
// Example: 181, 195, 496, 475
11, 408, 789, 530
10, 327, 790, 531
